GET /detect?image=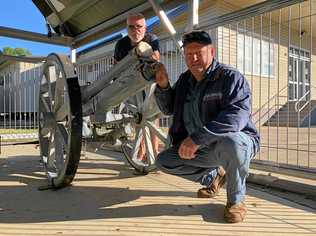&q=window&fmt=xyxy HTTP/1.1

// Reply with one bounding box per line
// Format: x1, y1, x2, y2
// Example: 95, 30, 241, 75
237, 34, 274, 77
